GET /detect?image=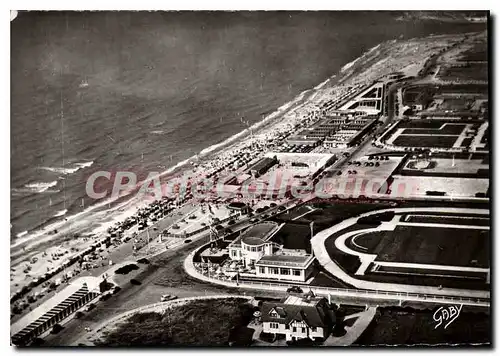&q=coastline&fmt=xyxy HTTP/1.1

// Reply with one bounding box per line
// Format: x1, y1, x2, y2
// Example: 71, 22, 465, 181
10, 31, 473, 296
